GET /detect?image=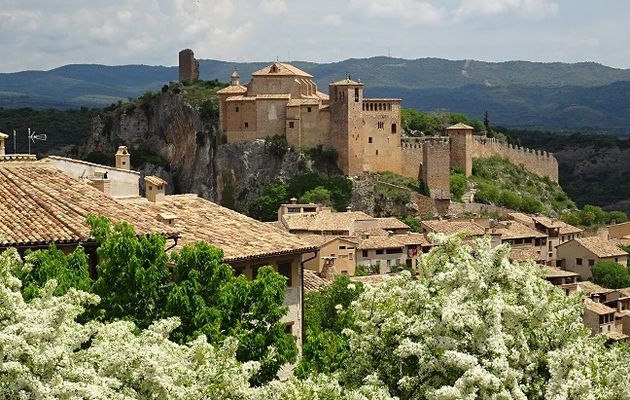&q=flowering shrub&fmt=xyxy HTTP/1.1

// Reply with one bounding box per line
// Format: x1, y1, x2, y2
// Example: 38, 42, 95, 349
341, 234, 630, 399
